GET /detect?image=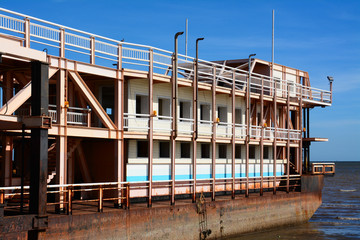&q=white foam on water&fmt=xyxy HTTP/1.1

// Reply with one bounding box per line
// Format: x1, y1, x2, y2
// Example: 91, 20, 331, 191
339, 189, 356, 192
